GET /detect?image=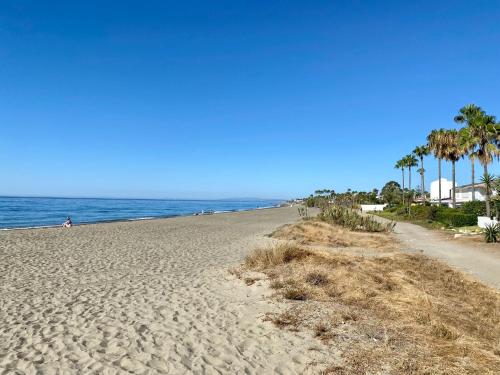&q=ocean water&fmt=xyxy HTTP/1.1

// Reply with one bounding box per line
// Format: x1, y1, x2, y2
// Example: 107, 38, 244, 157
0, 197, 282, 230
